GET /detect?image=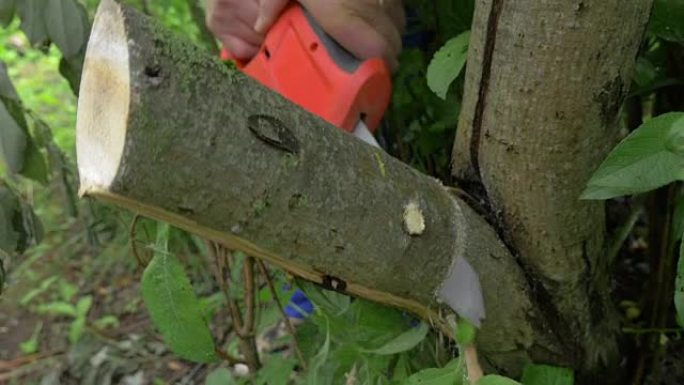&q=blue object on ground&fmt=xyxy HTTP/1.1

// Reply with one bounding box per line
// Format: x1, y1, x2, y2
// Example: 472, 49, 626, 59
284, 289, 315, 319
